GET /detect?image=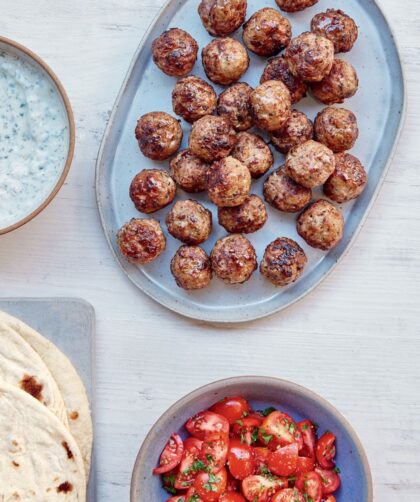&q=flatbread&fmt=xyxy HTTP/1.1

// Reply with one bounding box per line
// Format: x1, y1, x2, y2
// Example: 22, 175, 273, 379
0, 382, 86, 501
0, 321, 69, 427
0, 311, 93, 476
